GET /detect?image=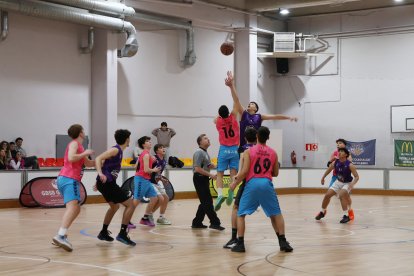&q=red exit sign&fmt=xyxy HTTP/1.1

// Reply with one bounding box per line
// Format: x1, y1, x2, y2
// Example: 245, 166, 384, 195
306, 143, 318, 151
